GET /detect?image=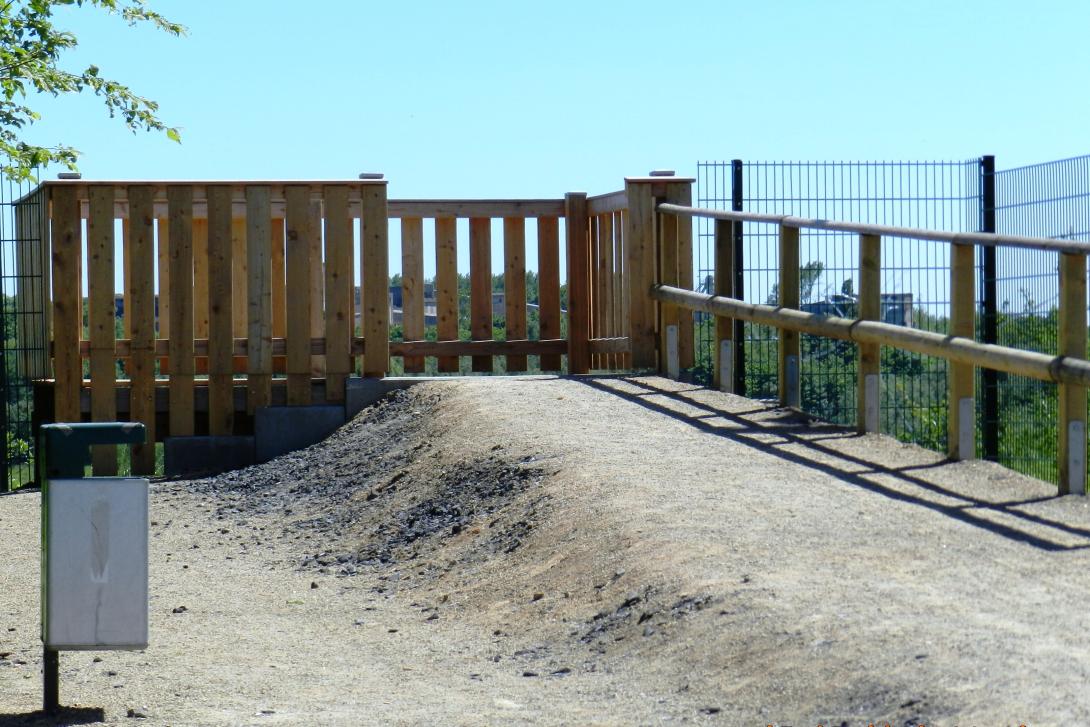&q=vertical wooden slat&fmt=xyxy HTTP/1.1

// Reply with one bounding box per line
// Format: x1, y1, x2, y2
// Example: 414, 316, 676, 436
207, 185, 235, 435
504, 217, 527, 372
88, 186, 117, 475
1058, 252, 1088, 494
192, 218, 209, 374
167, 185, 195, 437
246, 185, 273, 412
537, 216, 562, 372
50, 185, 81, 423
271, 216, 286, 374
285, 186, 313, 405
565, 193, 590, 374
128, 186, 156, 474
670, 183, 695, 371
612, 210, 625, 370
155, 216, 170, 373
435, 217, 459, 373
469, 217, 492, 373
121, 218, 131, 340
713, 219, 734, 392
619, 209, 631, 370
598, 213, 614, 370
857, 234, 882, 433
778, 224, 800, 408
625, 182, 656, 370
309, 200, 325, 378
948, 241, 975, 460
361, 184, 389, 377
588, 216, 599, 370
657, 204, 679, 377
323, 186, 352, 402
231, 216, 248, 339
401, 216, 425, 373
